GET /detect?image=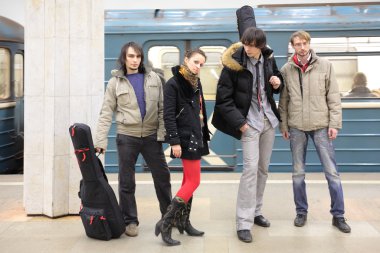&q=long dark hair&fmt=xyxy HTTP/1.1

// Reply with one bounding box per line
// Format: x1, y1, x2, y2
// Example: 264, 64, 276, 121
117, 42, 146, 75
